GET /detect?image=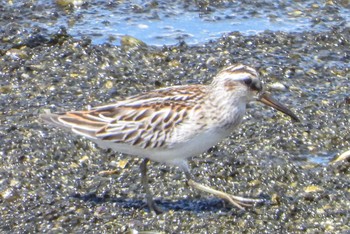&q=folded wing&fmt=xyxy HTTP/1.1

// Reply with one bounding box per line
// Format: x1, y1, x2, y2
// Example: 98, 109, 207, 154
40, 85, 205, 150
